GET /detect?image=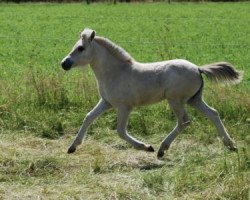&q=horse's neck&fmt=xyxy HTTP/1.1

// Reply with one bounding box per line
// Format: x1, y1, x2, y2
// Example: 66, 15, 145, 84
90, 42, 131, 81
